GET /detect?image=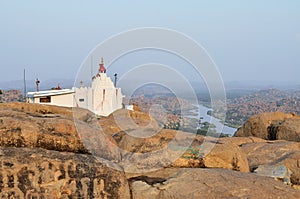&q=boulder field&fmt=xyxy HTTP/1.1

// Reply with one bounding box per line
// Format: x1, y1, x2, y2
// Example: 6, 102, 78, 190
1, 103, 300, 198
